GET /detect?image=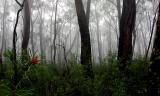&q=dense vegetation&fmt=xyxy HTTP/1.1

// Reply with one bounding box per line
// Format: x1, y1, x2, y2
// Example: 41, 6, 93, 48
0, 51, 152, 96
